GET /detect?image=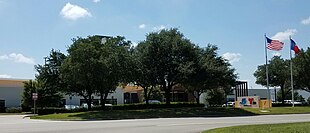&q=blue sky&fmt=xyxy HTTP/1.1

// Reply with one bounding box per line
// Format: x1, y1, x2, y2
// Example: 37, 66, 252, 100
0, 0, 309, 89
